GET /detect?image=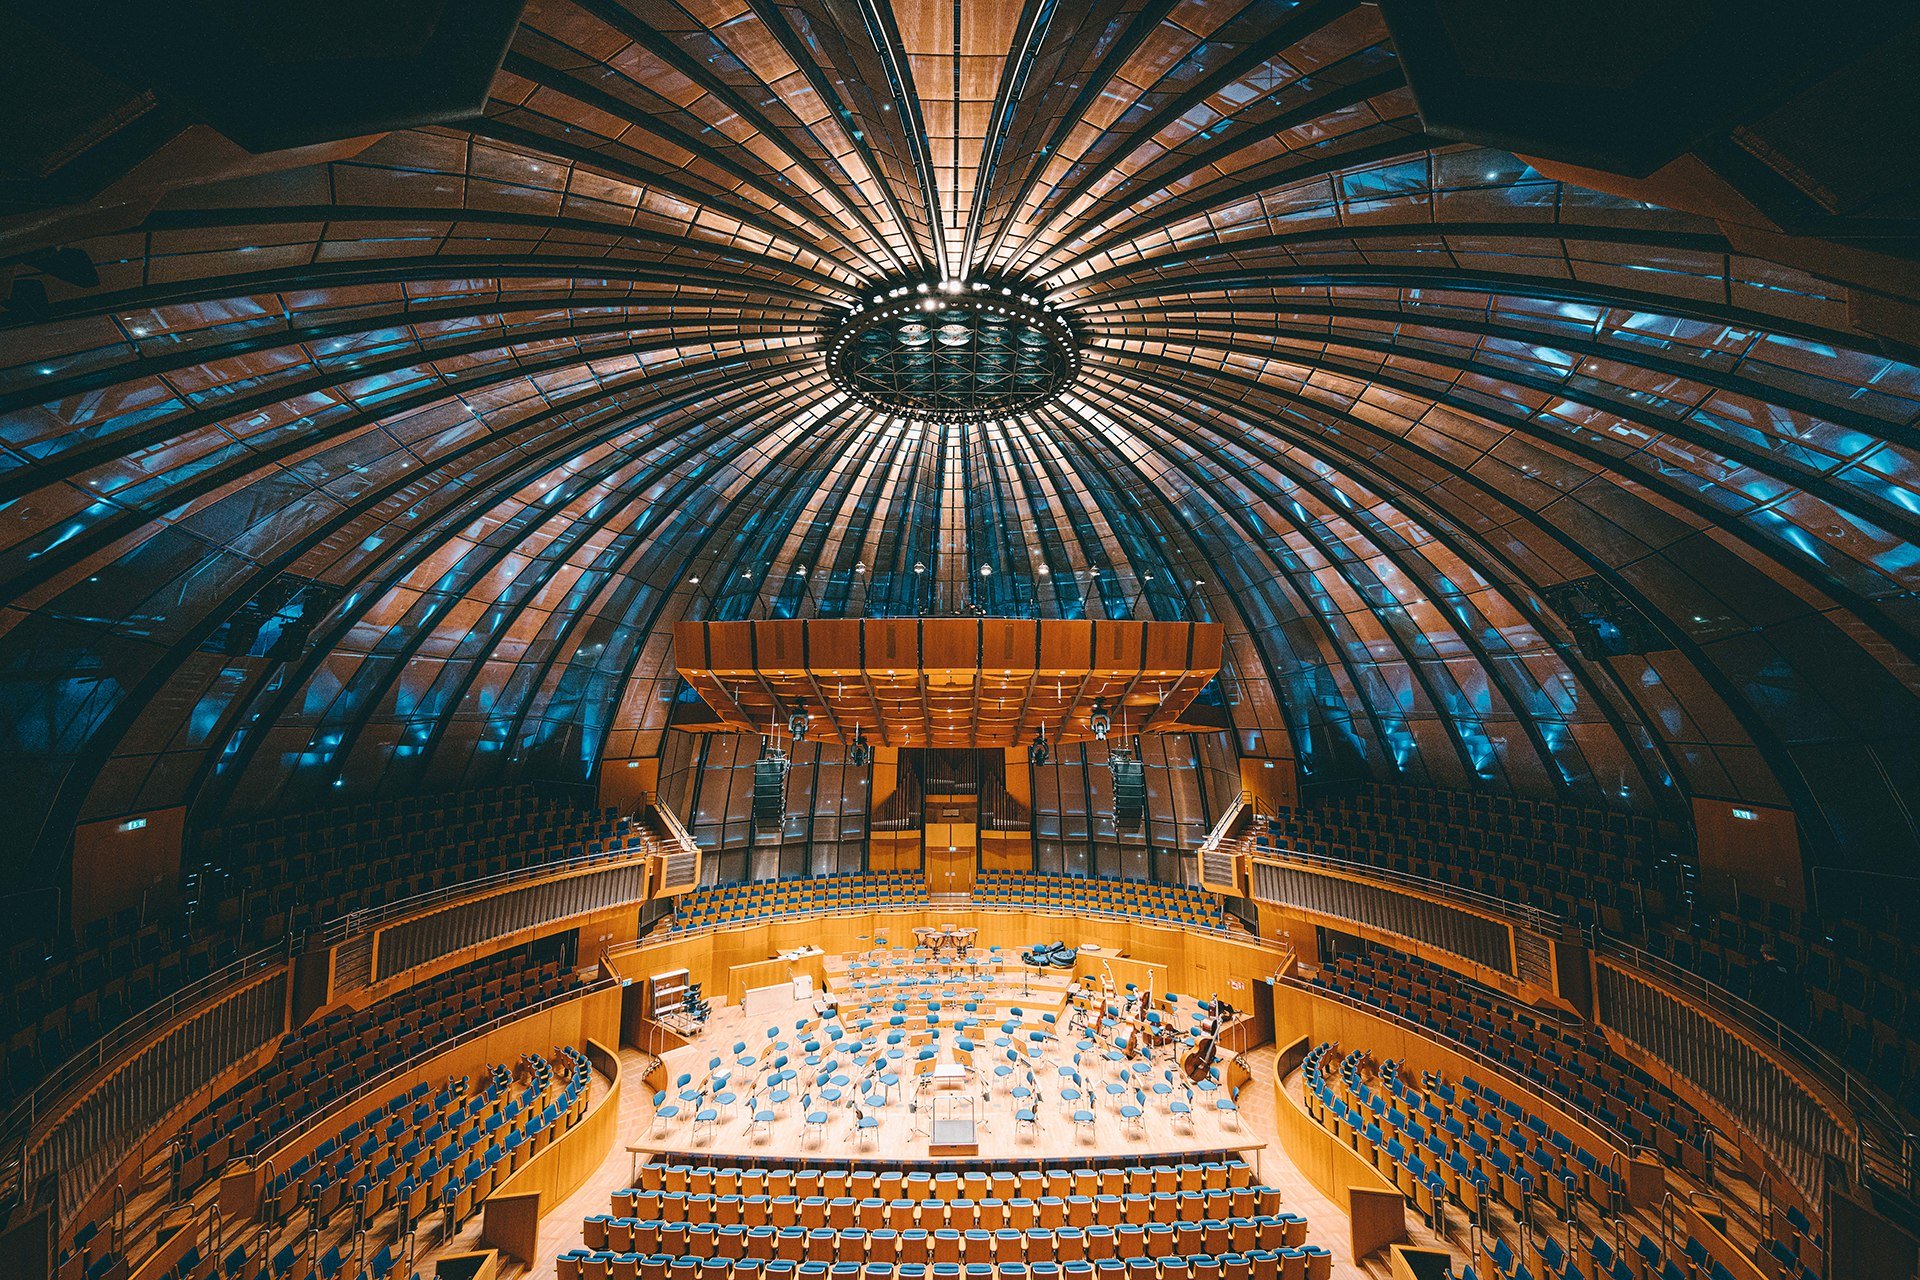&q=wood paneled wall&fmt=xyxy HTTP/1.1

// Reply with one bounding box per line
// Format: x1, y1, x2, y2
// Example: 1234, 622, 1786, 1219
1271, 979, 1663, 1208
482, 1038, 625, 1263
1269, 1034, 1407, 1259
609, 910, 1287, 1022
